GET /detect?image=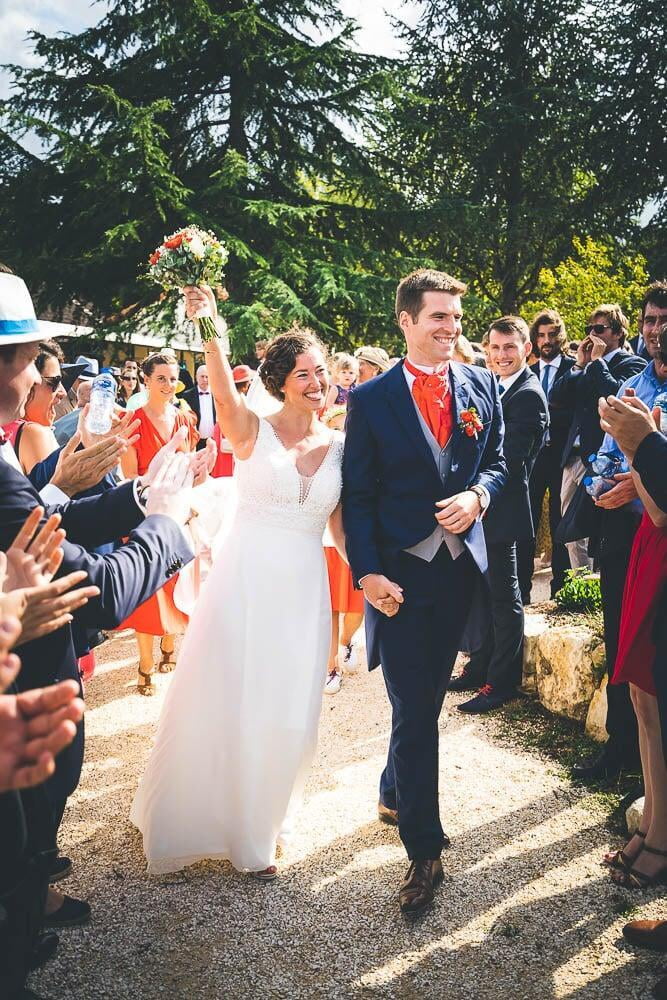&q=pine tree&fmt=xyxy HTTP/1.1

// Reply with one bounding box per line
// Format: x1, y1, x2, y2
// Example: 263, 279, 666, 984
1, 0, 397, 349
380, 0, 640, 316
